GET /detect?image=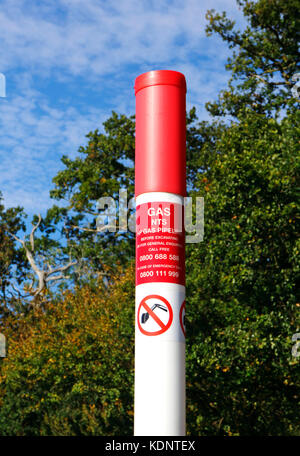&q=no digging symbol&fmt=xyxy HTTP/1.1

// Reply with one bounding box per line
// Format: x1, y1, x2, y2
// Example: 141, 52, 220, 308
180, 300, 186, 337
138, 295, 173, 336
